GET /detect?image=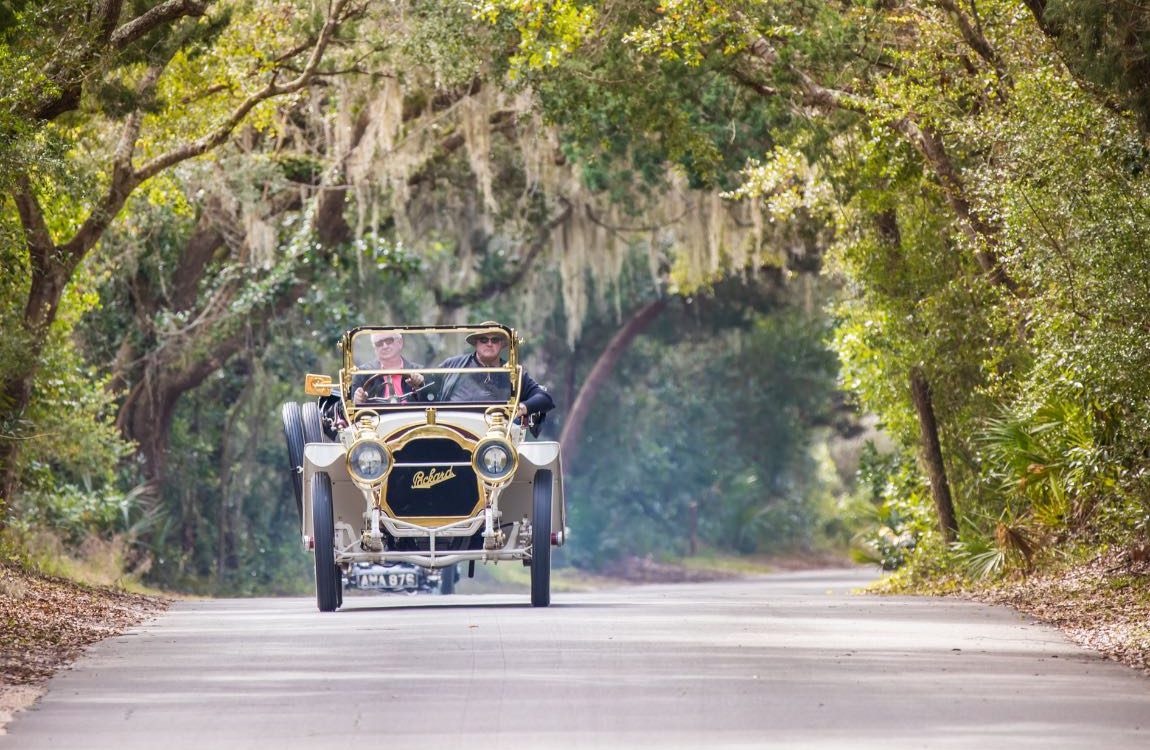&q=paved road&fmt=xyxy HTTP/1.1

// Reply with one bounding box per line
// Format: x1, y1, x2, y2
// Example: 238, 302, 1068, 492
3, 569, 1148, 749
